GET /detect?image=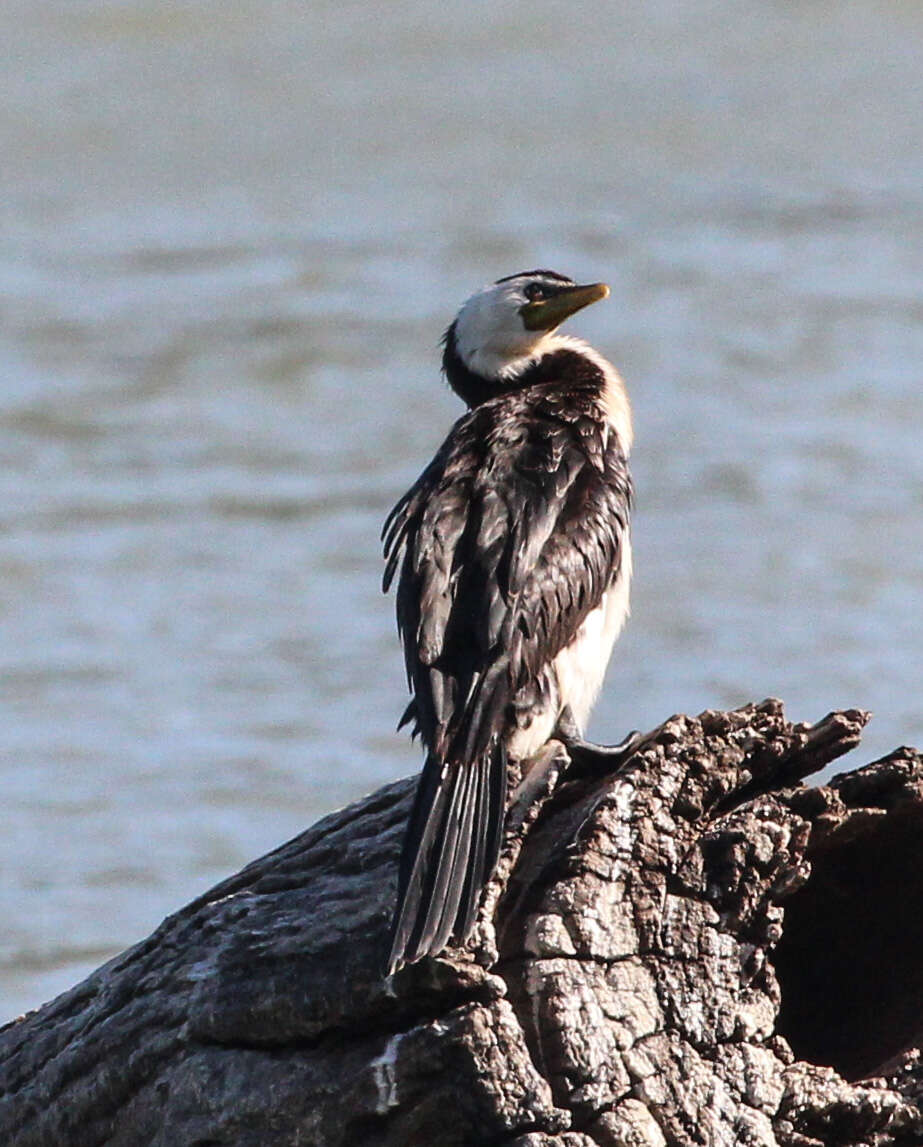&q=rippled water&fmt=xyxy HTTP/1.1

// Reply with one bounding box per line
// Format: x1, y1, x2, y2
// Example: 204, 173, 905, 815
2, 0, 923, 1020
